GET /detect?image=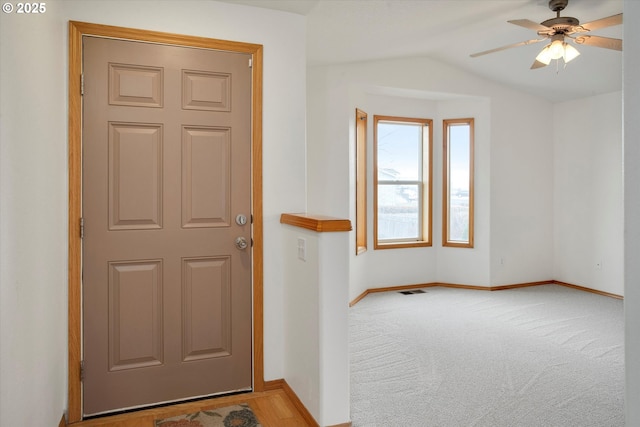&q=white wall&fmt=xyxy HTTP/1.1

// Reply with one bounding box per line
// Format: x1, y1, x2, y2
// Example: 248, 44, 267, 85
316, 231, 350, 426
282, 227, 320, 419
281, 225, 350, 426
488, 93, 555, 286
0, 1, 307, 425
624, 0, 640, 424
307, 57, 554, 302
0, 4, 68, 426
554, 92, 623, 296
